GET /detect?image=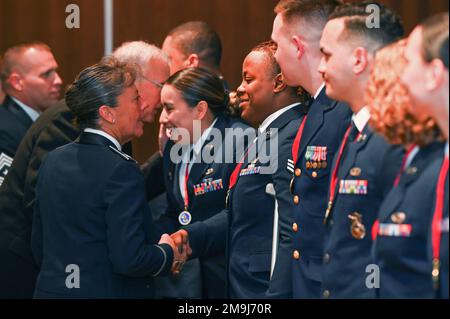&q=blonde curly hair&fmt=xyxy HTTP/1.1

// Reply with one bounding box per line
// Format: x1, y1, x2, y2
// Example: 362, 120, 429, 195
366, 39, 442, 147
